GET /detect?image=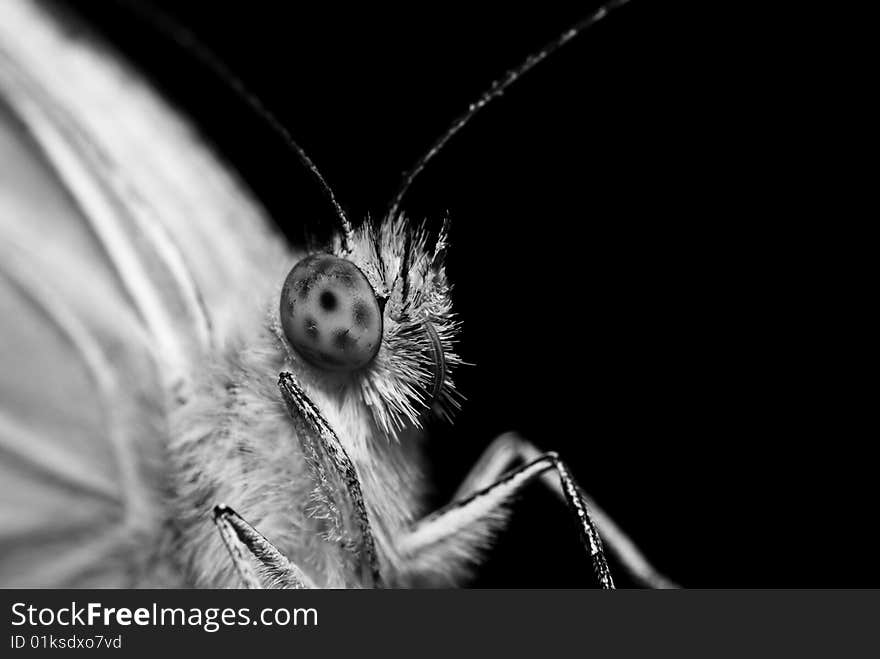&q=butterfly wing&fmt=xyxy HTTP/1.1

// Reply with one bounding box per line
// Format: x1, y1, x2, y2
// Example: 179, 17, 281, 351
0, 0, 293, 585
